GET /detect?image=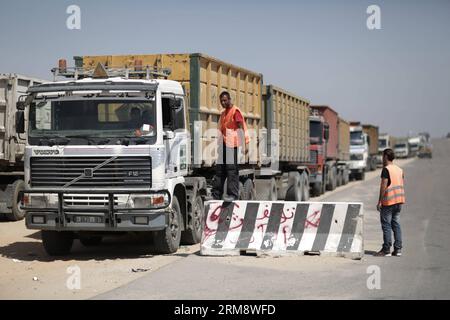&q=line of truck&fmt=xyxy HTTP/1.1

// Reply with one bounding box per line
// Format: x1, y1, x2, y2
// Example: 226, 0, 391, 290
0, 53, 421, 255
